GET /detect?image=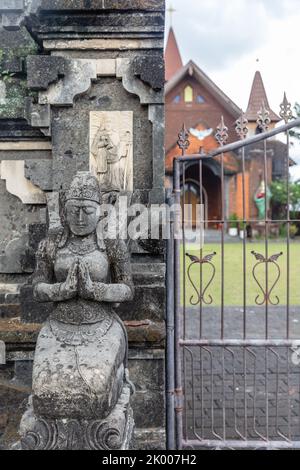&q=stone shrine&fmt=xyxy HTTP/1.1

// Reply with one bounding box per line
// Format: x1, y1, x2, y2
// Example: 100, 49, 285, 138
0, 0, 165, 450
